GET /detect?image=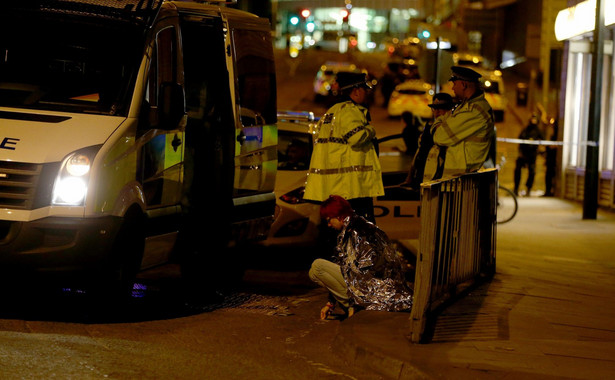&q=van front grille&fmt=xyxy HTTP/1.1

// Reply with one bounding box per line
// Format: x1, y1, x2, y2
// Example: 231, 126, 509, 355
0, 161, 43, 210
